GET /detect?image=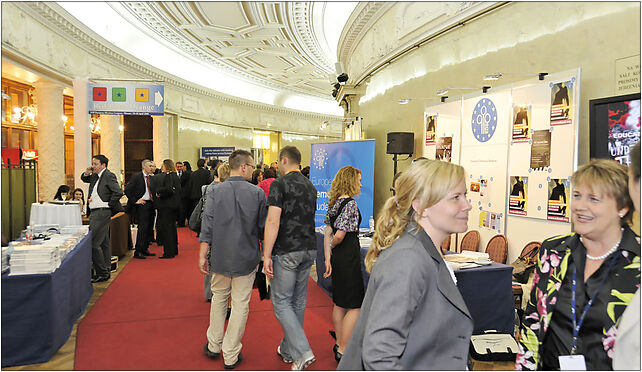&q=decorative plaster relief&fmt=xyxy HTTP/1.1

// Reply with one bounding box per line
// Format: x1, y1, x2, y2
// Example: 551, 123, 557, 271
182, 95, 200, 113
